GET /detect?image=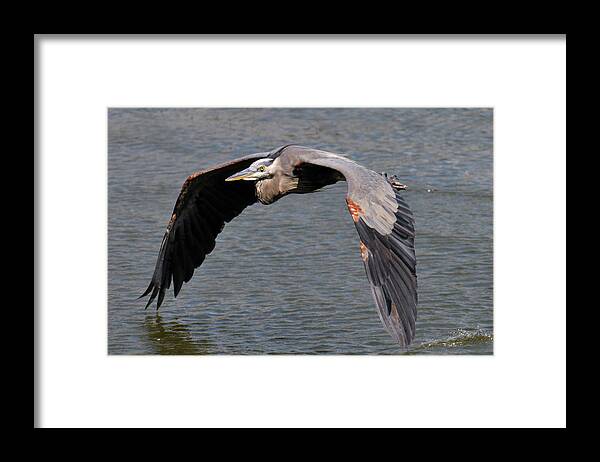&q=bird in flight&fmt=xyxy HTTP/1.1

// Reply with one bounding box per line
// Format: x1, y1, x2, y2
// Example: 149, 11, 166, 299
140, 145, 418, 346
